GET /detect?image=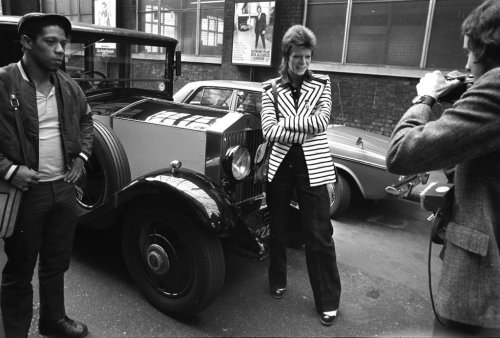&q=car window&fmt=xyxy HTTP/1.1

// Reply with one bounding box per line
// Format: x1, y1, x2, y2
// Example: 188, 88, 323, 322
64, 39, 168, 92
237, 91, 262, 115
189, 88, 233, 110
